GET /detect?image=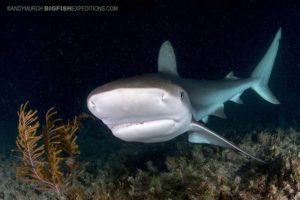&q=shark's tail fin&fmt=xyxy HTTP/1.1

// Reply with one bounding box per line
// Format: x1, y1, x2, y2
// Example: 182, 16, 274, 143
251, 28, 281, 104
